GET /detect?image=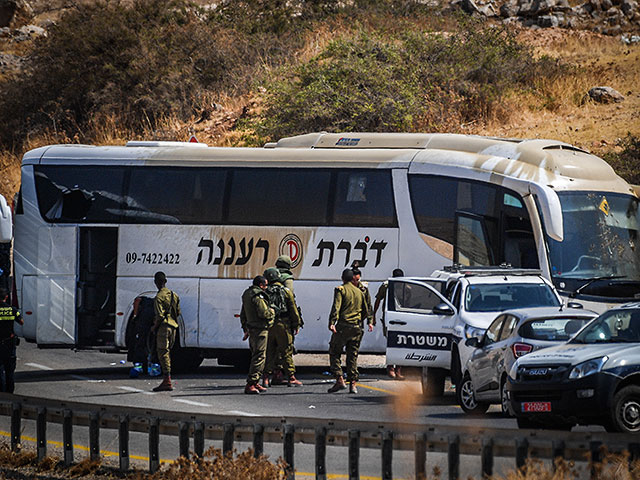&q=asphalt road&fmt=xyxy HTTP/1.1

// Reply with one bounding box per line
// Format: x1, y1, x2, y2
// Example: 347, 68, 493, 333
0, 342, 598, 479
